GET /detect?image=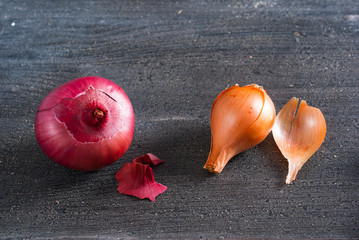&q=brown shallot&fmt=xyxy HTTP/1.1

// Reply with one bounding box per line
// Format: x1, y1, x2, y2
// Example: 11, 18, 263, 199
204, 84, 276, 173
272, 98, 326, 184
